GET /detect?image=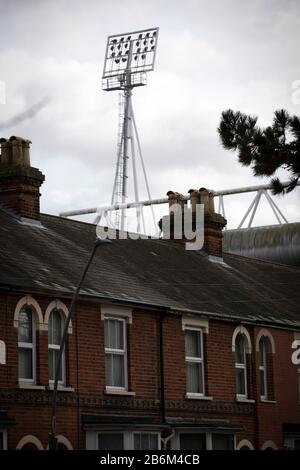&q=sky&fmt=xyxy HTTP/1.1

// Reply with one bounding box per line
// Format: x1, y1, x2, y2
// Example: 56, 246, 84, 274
0, 0, 299, 231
